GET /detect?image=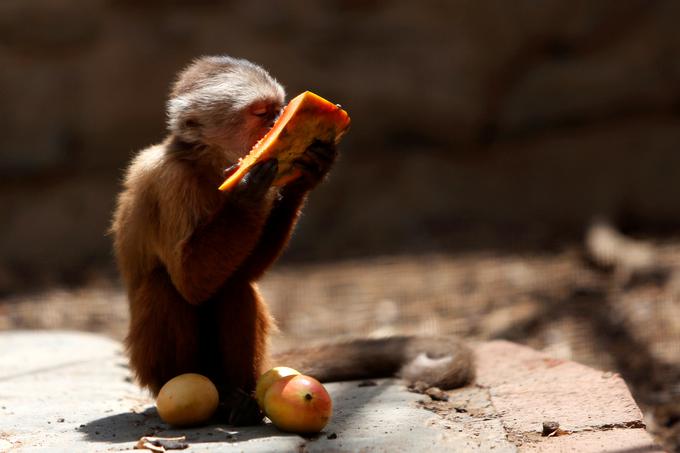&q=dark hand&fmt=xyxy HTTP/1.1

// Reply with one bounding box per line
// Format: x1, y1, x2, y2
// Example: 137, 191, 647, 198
286, 140, 337, 194
218, 388, 264, 426
228, 159, 278, 203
